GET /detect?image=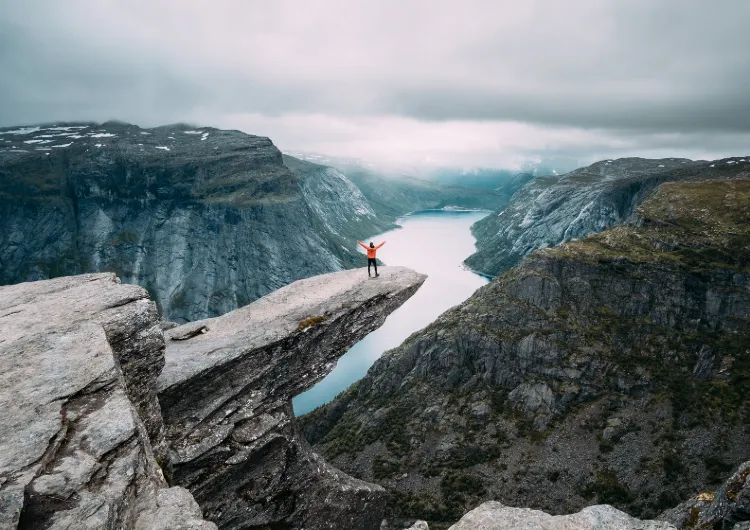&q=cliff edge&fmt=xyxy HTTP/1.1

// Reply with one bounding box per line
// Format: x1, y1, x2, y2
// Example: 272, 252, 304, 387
0, 266, 426, 529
